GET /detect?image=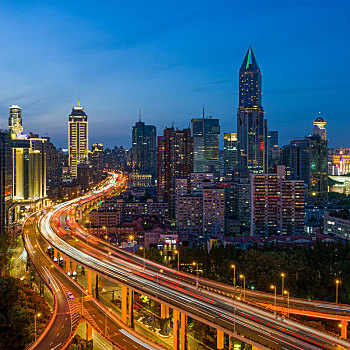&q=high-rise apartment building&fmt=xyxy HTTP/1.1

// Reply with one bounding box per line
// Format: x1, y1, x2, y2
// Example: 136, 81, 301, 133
237, 47, 268, 173
250, 173, 305, 236
68, 101, 89, 178
91, 143, 104, 183
268, 131, 281, 172
132, 119, 157, 180
8, 105, 23, 134
175, 177, 225, 239
43, 137, 60, 186
191, 116, 220, 172
157, 127, 193, 216
12, 136, 46, 202
224, 133, 239, 177
0, 131, 13, 233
